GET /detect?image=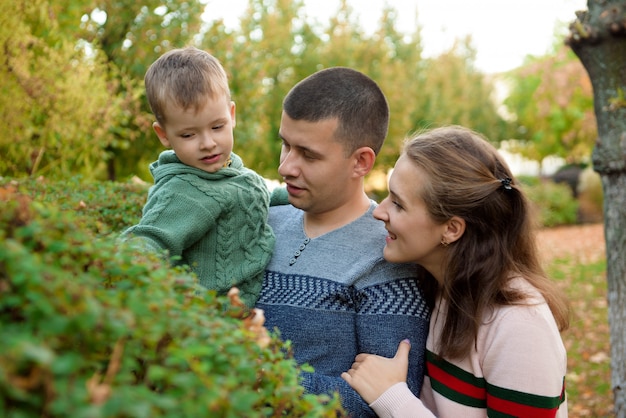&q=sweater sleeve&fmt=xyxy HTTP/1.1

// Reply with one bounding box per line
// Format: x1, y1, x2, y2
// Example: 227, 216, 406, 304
480, 303, 567, 417
269, 186, 289, 206
300, 372, 378, 417
355, 277, 431, 403
120, 183, 219, 260
370, 382, 436, 418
